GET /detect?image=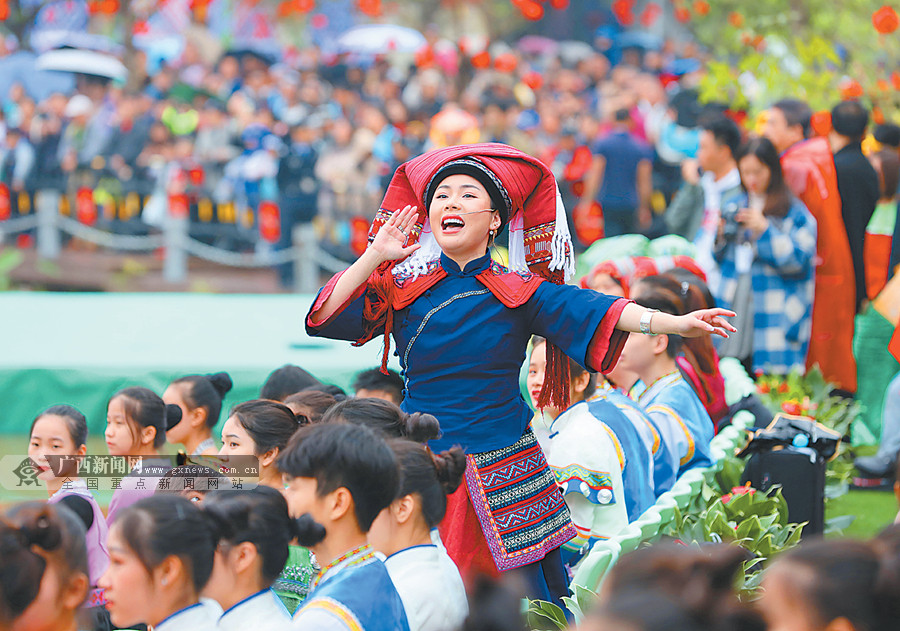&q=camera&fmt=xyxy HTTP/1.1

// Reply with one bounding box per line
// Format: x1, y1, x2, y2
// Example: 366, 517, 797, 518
720, 202, 742, 243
